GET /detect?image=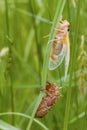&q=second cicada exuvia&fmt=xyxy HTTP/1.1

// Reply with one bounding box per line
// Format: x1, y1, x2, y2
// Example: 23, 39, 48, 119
49, 20, 70, 79
35, 82, 60, 118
